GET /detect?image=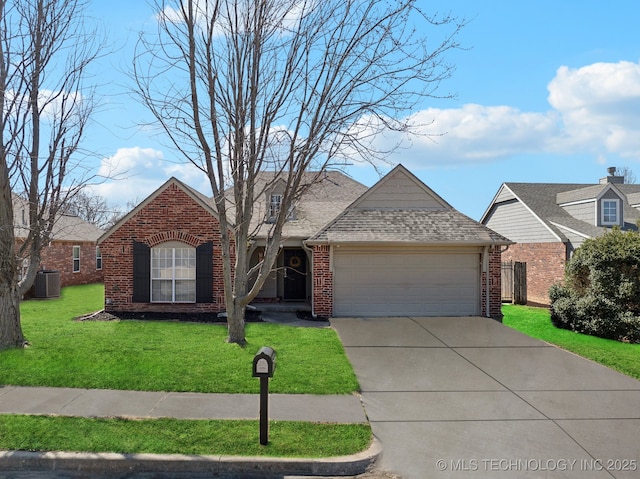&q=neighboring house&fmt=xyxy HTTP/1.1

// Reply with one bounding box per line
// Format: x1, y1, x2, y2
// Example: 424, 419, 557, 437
481, 168, 640, 305
99, 165, 510, 319
13, 194, 105, 289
